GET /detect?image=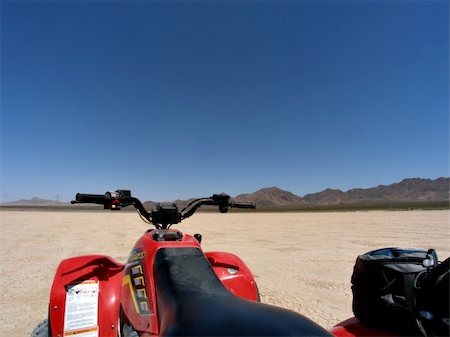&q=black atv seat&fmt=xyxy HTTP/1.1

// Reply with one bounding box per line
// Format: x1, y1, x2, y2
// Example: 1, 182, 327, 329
154, 247, 332, 337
